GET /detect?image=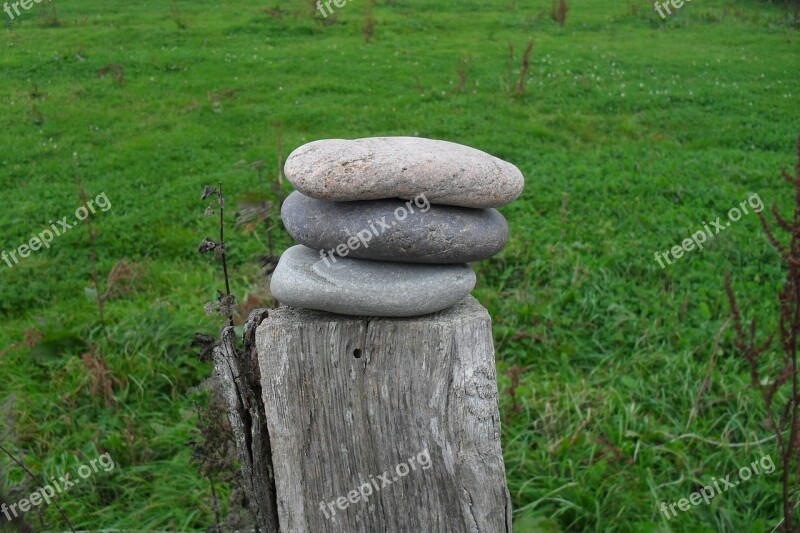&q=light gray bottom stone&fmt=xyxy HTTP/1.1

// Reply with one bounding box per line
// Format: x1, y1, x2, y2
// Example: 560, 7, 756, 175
270, 245, 476, 317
